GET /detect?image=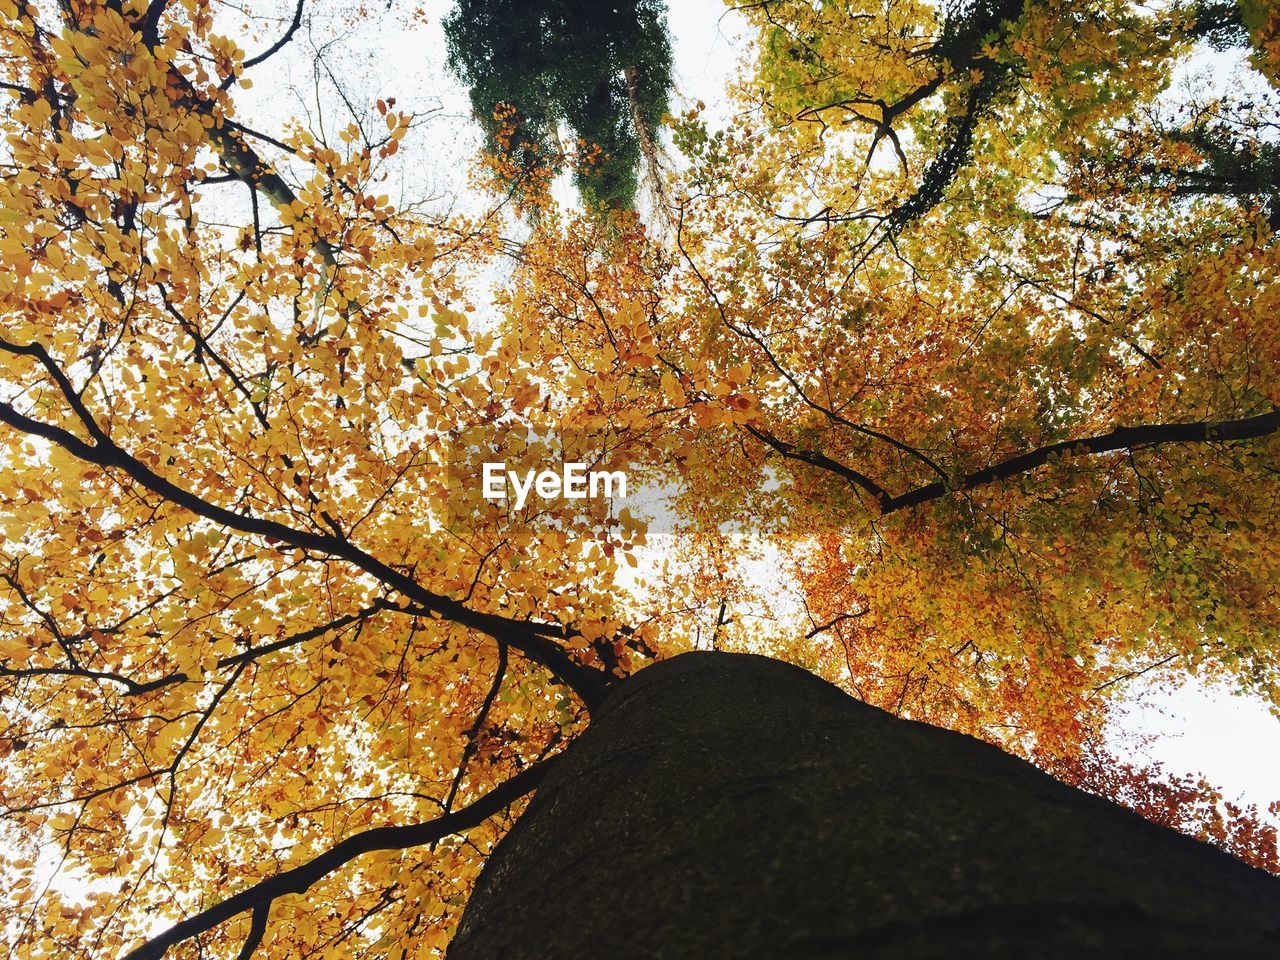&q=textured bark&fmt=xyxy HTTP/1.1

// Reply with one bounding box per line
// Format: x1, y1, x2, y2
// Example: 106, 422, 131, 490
449, 651, 1280, 959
